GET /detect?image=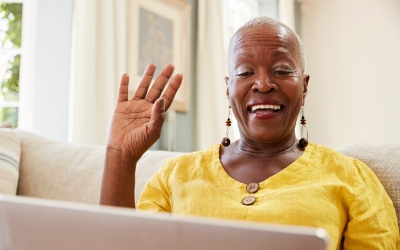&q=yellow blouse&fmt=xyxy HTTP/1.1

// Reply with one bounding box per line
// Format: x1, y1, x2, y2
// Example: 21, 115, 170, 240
138, 143, 400, 250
